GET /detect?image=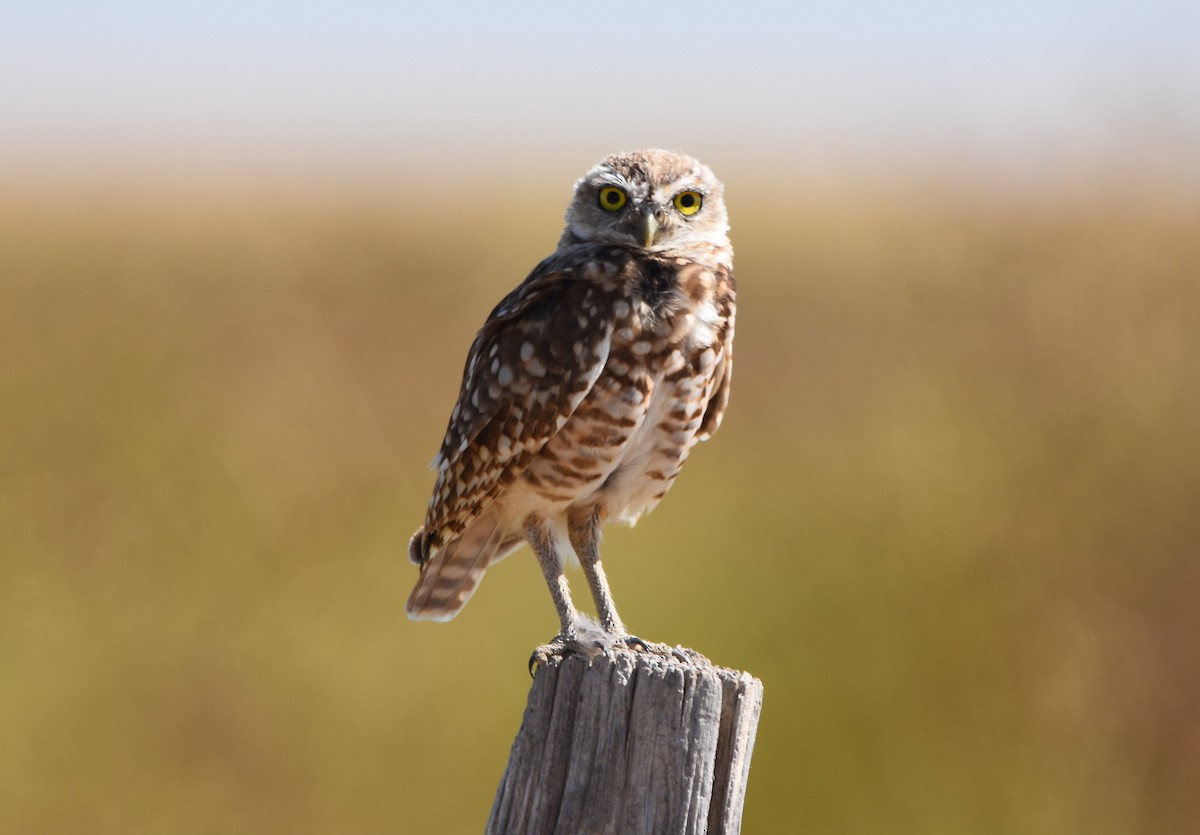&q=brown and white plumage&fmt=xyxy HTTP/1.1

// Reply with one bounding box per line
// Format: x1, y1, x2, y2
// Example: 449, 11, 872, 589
406, 149, 735, 651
